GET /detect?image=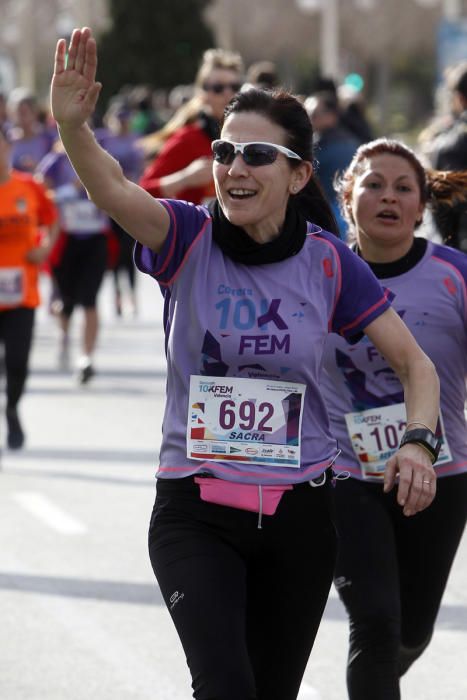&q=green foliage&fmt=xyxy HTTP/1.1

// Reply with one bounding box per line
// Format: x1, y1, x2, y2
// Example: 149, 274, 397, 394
365, 53, 437, 137
391, 52, 436, 117
97, 0, 215, 106
289, 54, 321, 96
